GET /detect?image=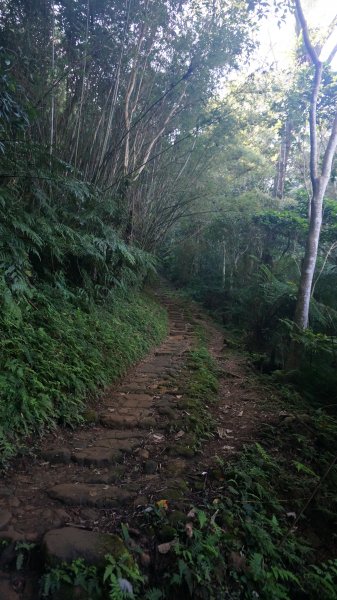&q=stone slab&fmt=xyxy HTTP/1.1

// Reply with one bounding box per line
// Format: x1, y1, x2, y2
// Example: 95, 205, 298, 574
47, 483, 133, 507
